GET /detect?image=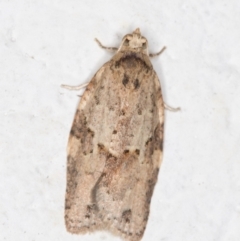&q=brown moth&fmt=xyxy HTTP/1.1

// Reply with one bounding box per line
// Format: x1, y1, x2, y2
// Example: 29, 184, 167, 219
64, 28, 174, 241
